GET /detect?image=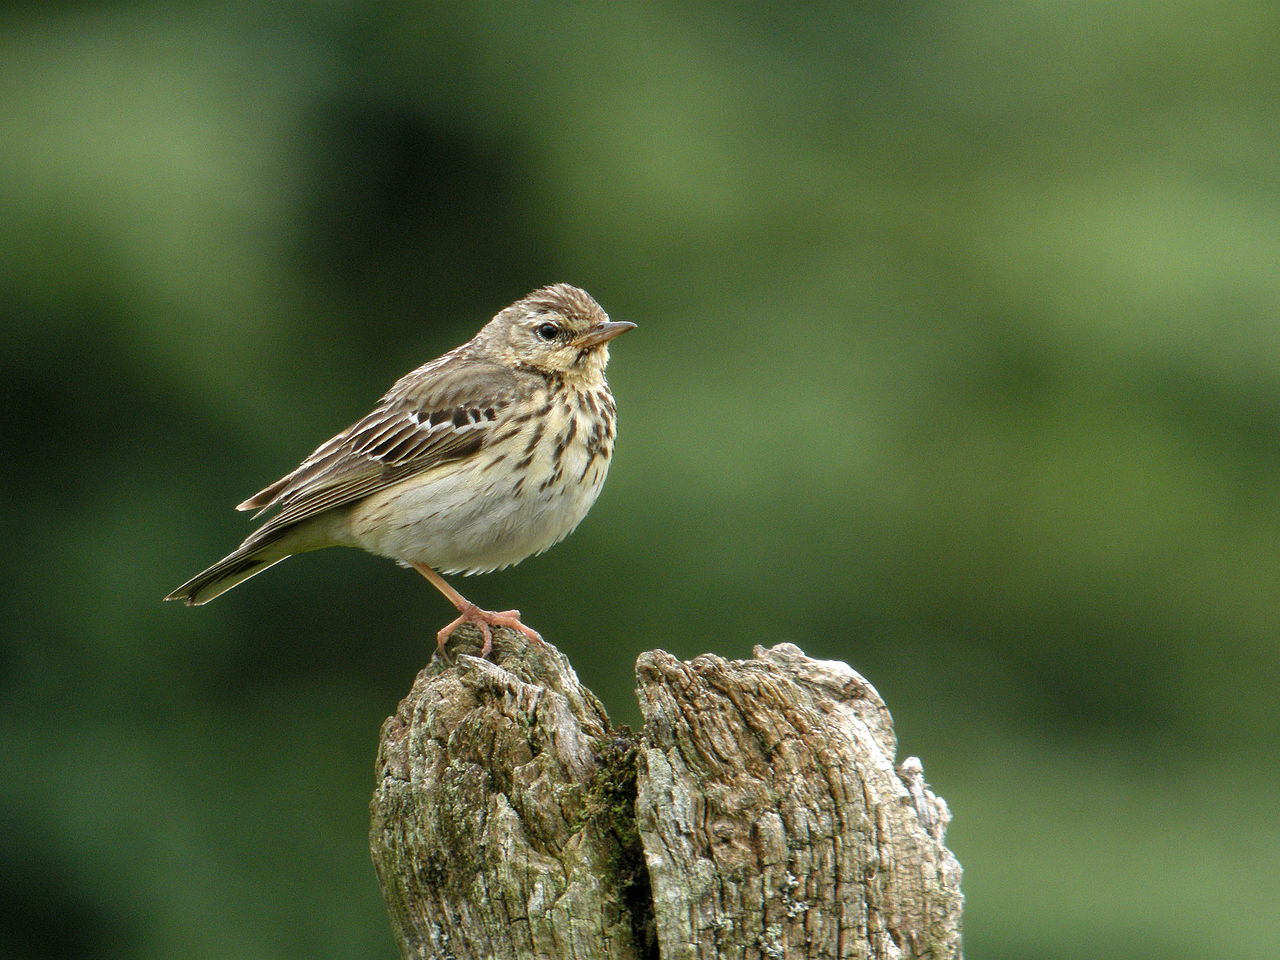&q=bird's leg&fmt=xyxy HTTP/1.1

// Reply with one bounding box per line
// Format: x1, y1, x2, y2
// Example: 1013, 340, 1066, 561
410, 562, 545, 658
